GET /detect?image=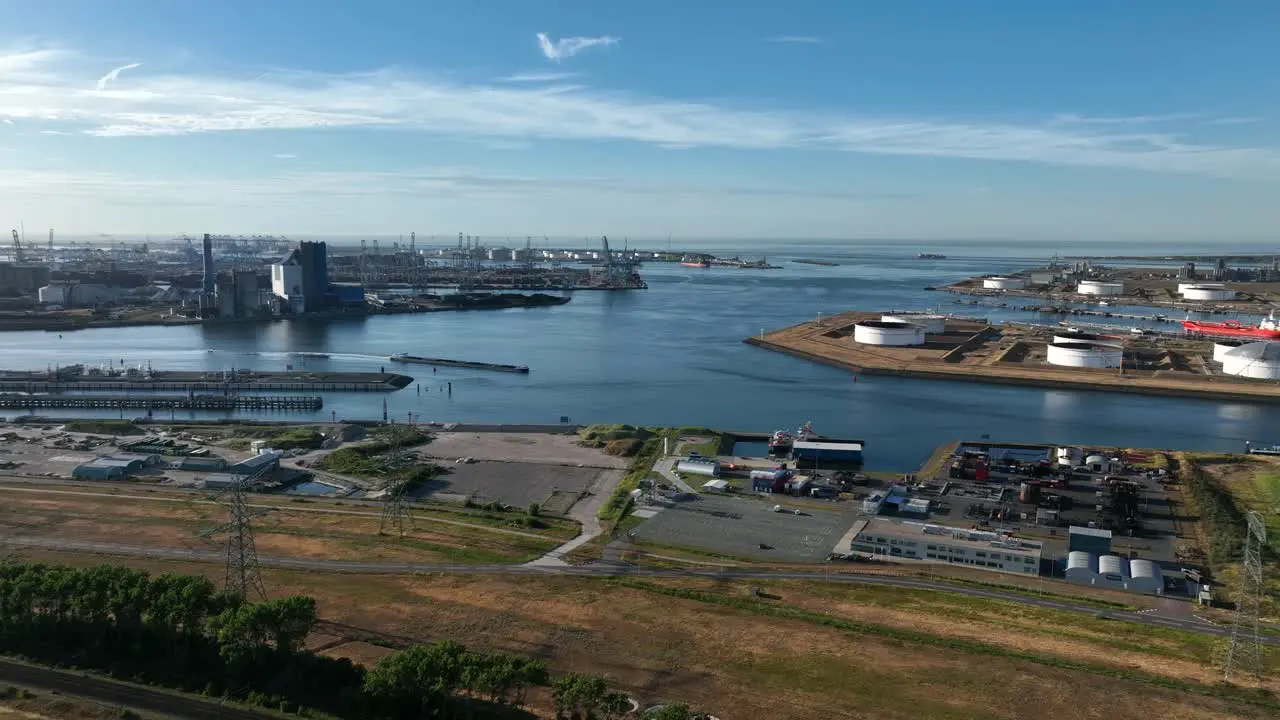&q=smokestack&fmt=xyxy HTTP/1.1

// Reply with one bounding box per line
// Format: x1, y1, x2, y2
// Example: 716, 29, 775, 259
201, 234, 215, 294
